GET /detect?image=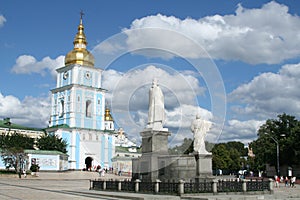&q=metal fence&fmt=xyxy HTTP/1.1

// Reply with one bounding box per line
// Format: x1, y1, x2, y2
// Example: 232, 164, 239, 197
122, 180, 135, 192
160, 180, 179, 194
246, 179, 265, 191
106, 180, 118, 190
217, 179, 243, 192
91, 178, 272, 195
139, 181, 155, 192
92, 180, 103, 190
184, 180, 213, 193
